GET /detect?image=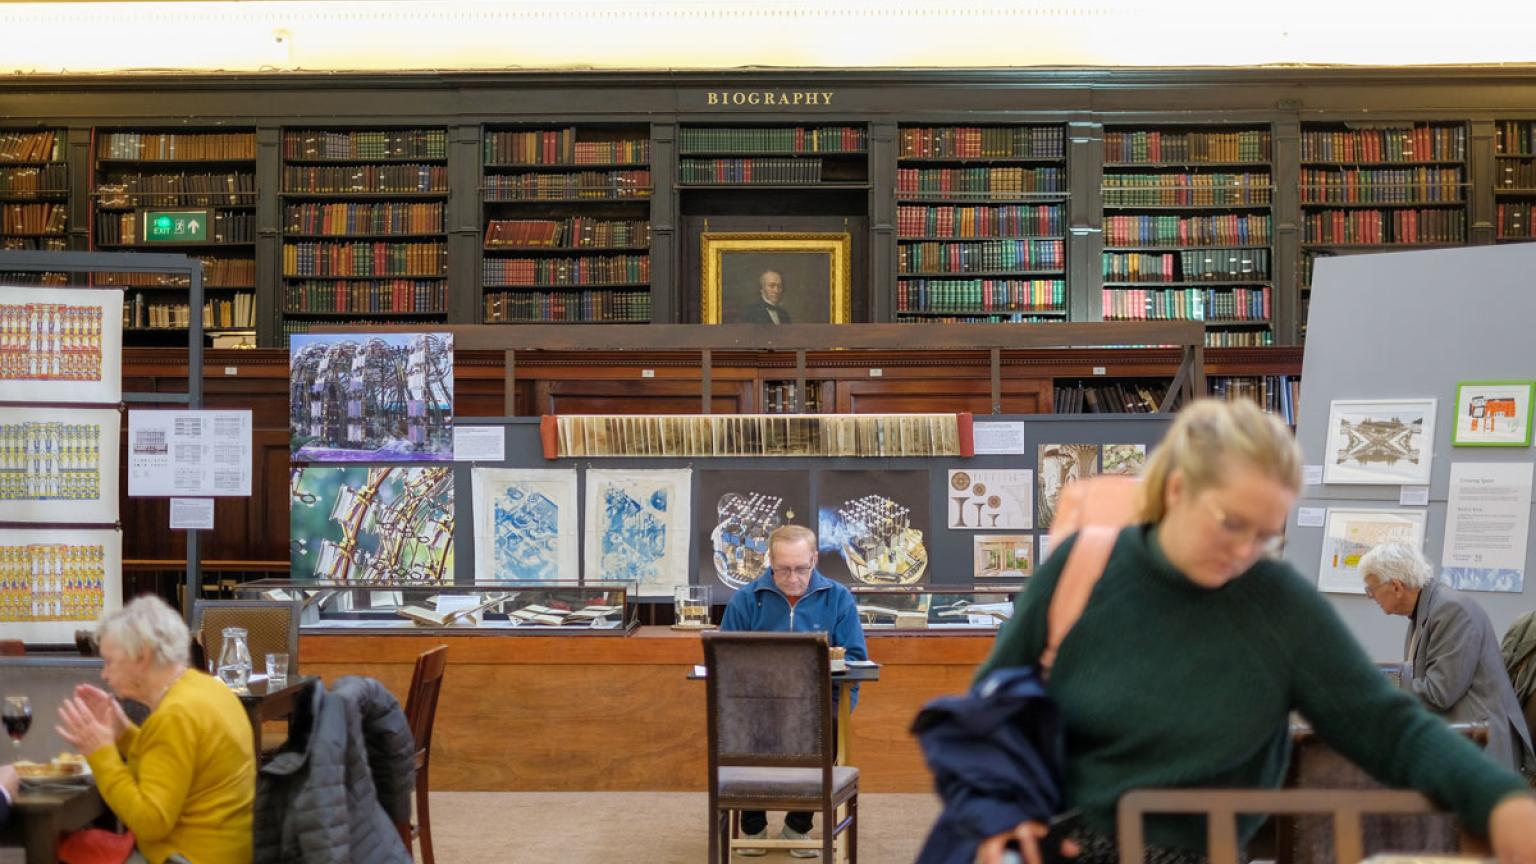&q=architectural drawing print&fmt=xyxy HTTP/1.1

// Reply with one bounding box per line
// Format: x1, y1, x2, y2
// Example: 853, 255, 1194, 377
695, 470, 809, 590
973, 534, 1033, 580
1323, 399, 1437, 485
1451, 381, 1534, 447
947, 469, 1032, 530
0, 407, 120, 524
471, 468, 579, 583
1316, 508, 1426, 594
290, 466, 455, 583
0, 286, 123, 404
0, 527, 122, 643
1101, 443, 1148, 476
584, 468, 691, 596
1037, 444, 1100, 532
289, 332, 453, 461
817, 470, 929, 586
